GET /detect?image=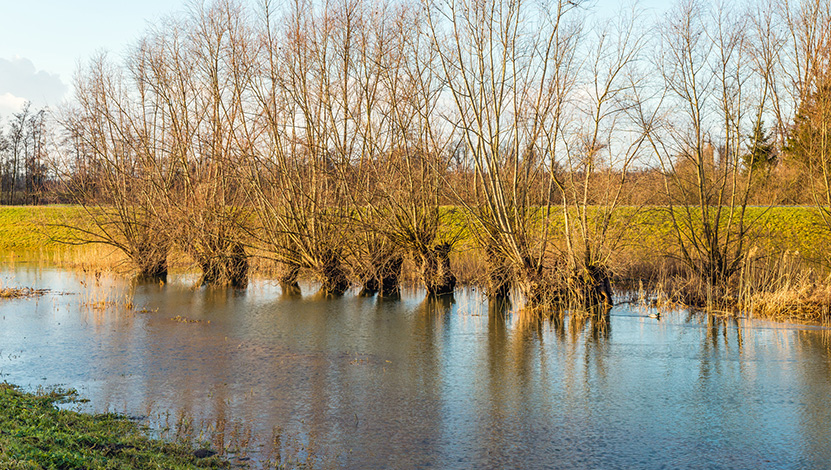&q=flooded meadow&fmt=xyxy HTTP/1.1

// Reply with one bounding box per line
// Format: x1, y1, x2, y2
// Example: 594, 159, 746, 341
2, 265, 831, 468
